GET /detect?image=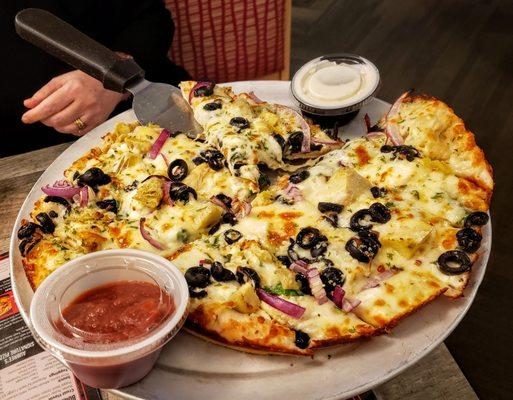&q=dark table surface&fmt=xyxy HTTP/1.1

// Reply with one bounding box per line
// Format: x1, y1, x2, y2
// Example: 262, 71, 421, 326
292, 1, 513, 398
